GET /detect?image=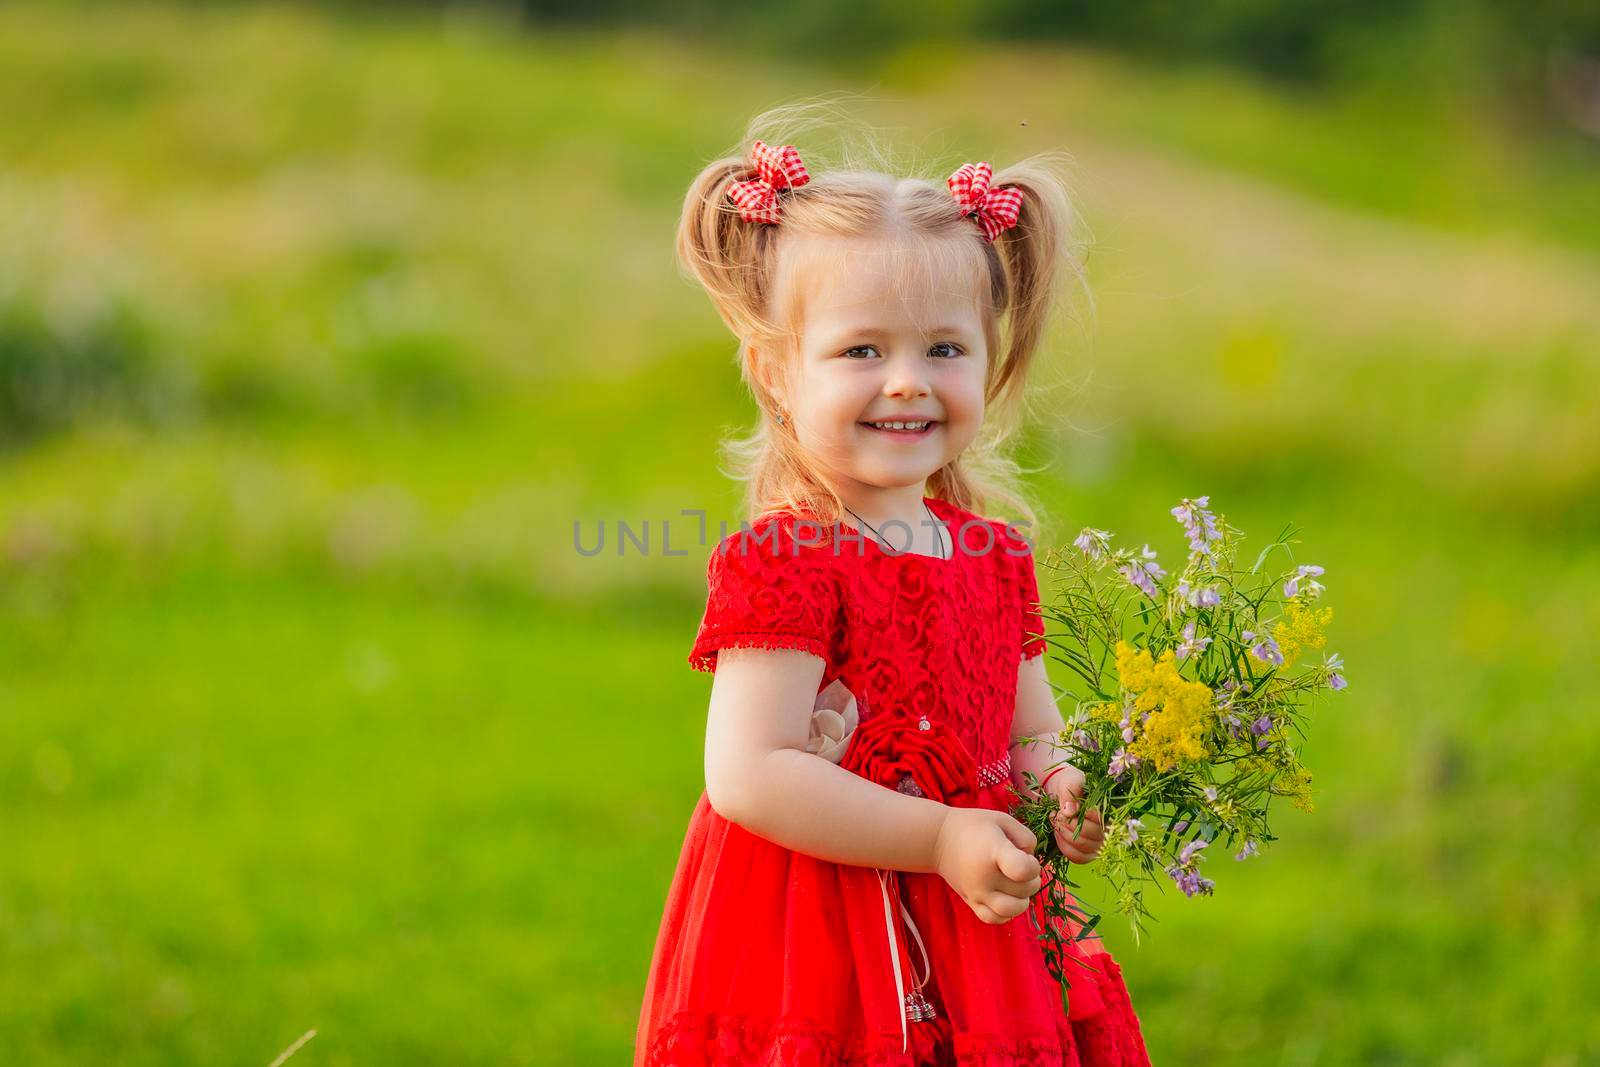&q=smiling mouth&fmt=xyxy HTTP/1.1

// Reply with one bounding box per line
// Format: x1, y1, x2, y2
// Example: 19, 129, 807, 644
860, 420, 940, 436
